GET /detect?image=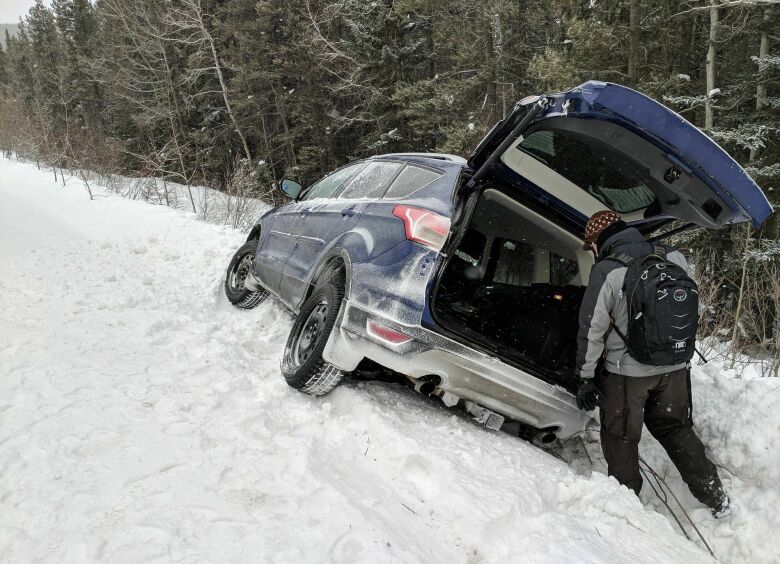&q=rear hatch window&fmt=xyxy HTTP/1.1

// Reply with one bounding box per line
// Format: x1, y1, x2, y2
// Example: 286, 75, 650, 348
519, 130, 656, 213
